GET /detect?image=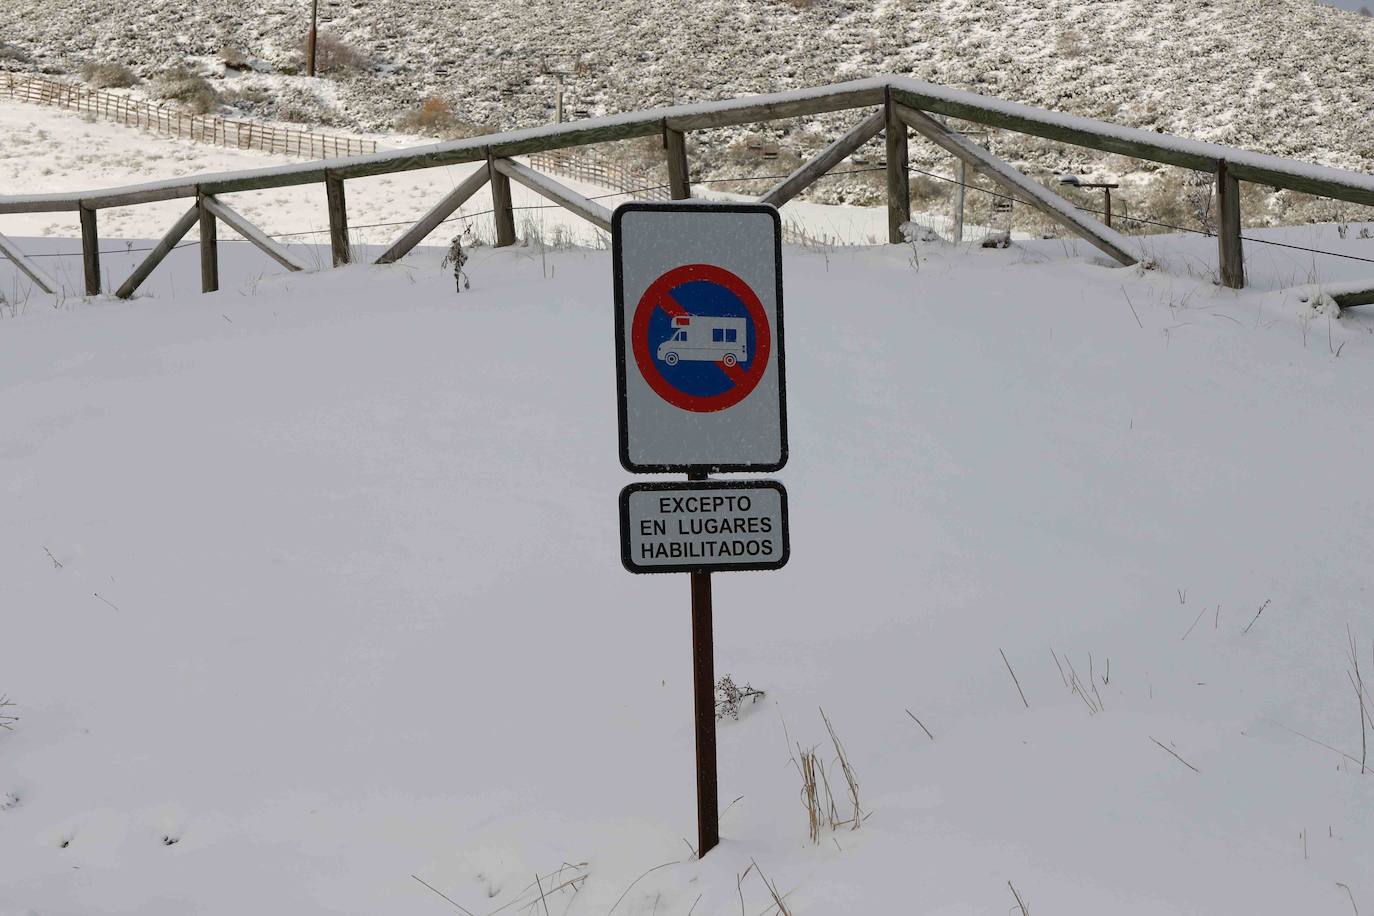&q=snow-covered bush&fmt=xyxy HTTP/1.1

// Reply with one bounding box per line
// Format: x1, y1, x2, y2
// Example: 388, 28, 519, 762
152, 63, 219, 113
0, 42, 33, 64
220, 46, 252, 71
81, 61, 137, 88
269, 83, 342, 125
